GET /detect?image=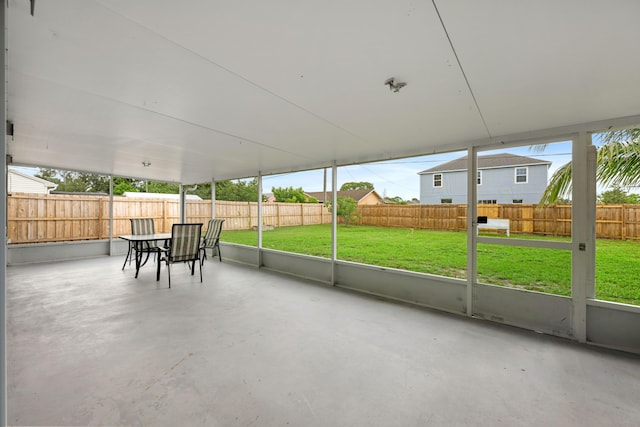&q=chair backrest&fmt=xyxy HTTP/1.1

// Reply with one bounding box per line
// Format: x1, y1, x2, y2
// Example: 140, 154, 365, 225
170, 223, 202, 262
203, 219, 225, 247
130, 218, 155, 235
